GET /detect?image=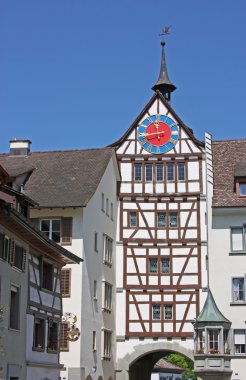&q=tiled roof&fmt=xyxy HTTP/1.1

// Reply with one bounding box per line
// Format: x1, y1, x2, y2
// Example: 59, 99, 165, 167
153, 358, 183, 372
0, 148, 115, 208
212, 139, 246, 207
